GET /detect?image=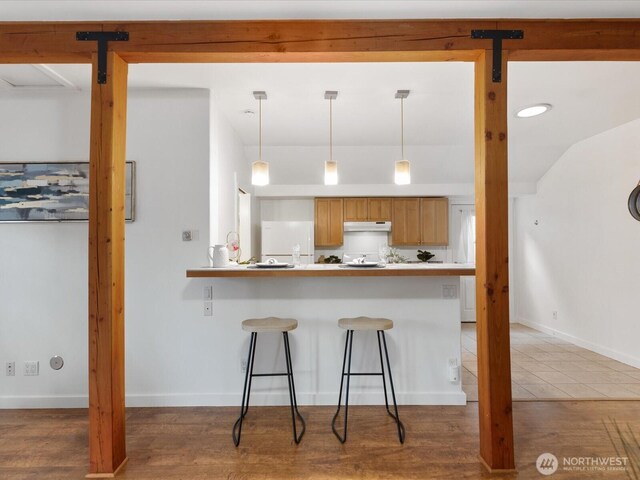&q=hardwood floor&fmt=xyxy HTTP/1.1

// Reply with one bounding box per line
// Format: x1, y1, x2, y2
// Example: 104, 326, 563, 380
1, 402, 639, 479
